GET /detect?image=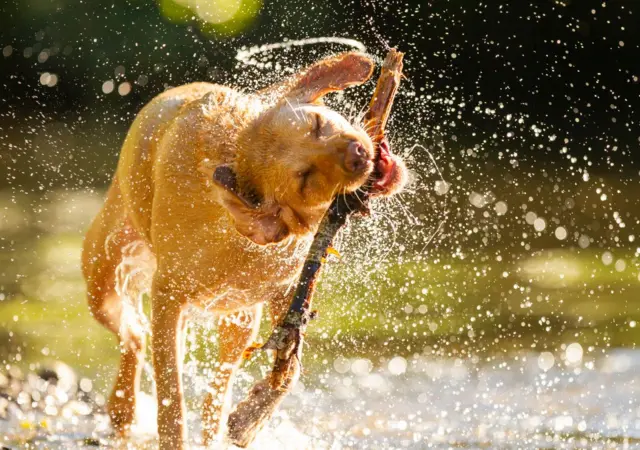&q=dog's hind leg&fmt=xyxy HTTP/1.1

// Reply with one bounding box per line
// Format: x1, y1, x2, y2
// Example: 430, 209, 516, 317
82, 178, 149, 434
201, 304, 262, 445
